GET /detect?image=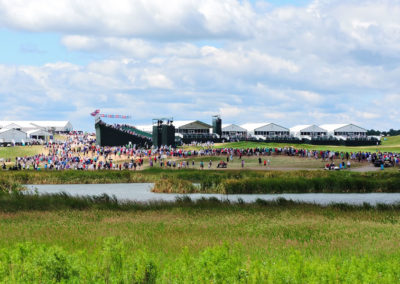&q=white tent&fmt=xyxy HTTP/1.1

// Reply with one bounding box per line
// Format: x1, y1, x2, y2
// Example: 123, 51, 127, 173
0, 121, 73, 132
27, 129, 52, 141
222, 124, 247, 138
319, 124, 367, 138
0, 128, 28, 144
254, 123, 290, 137
290, 125, 327, 139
